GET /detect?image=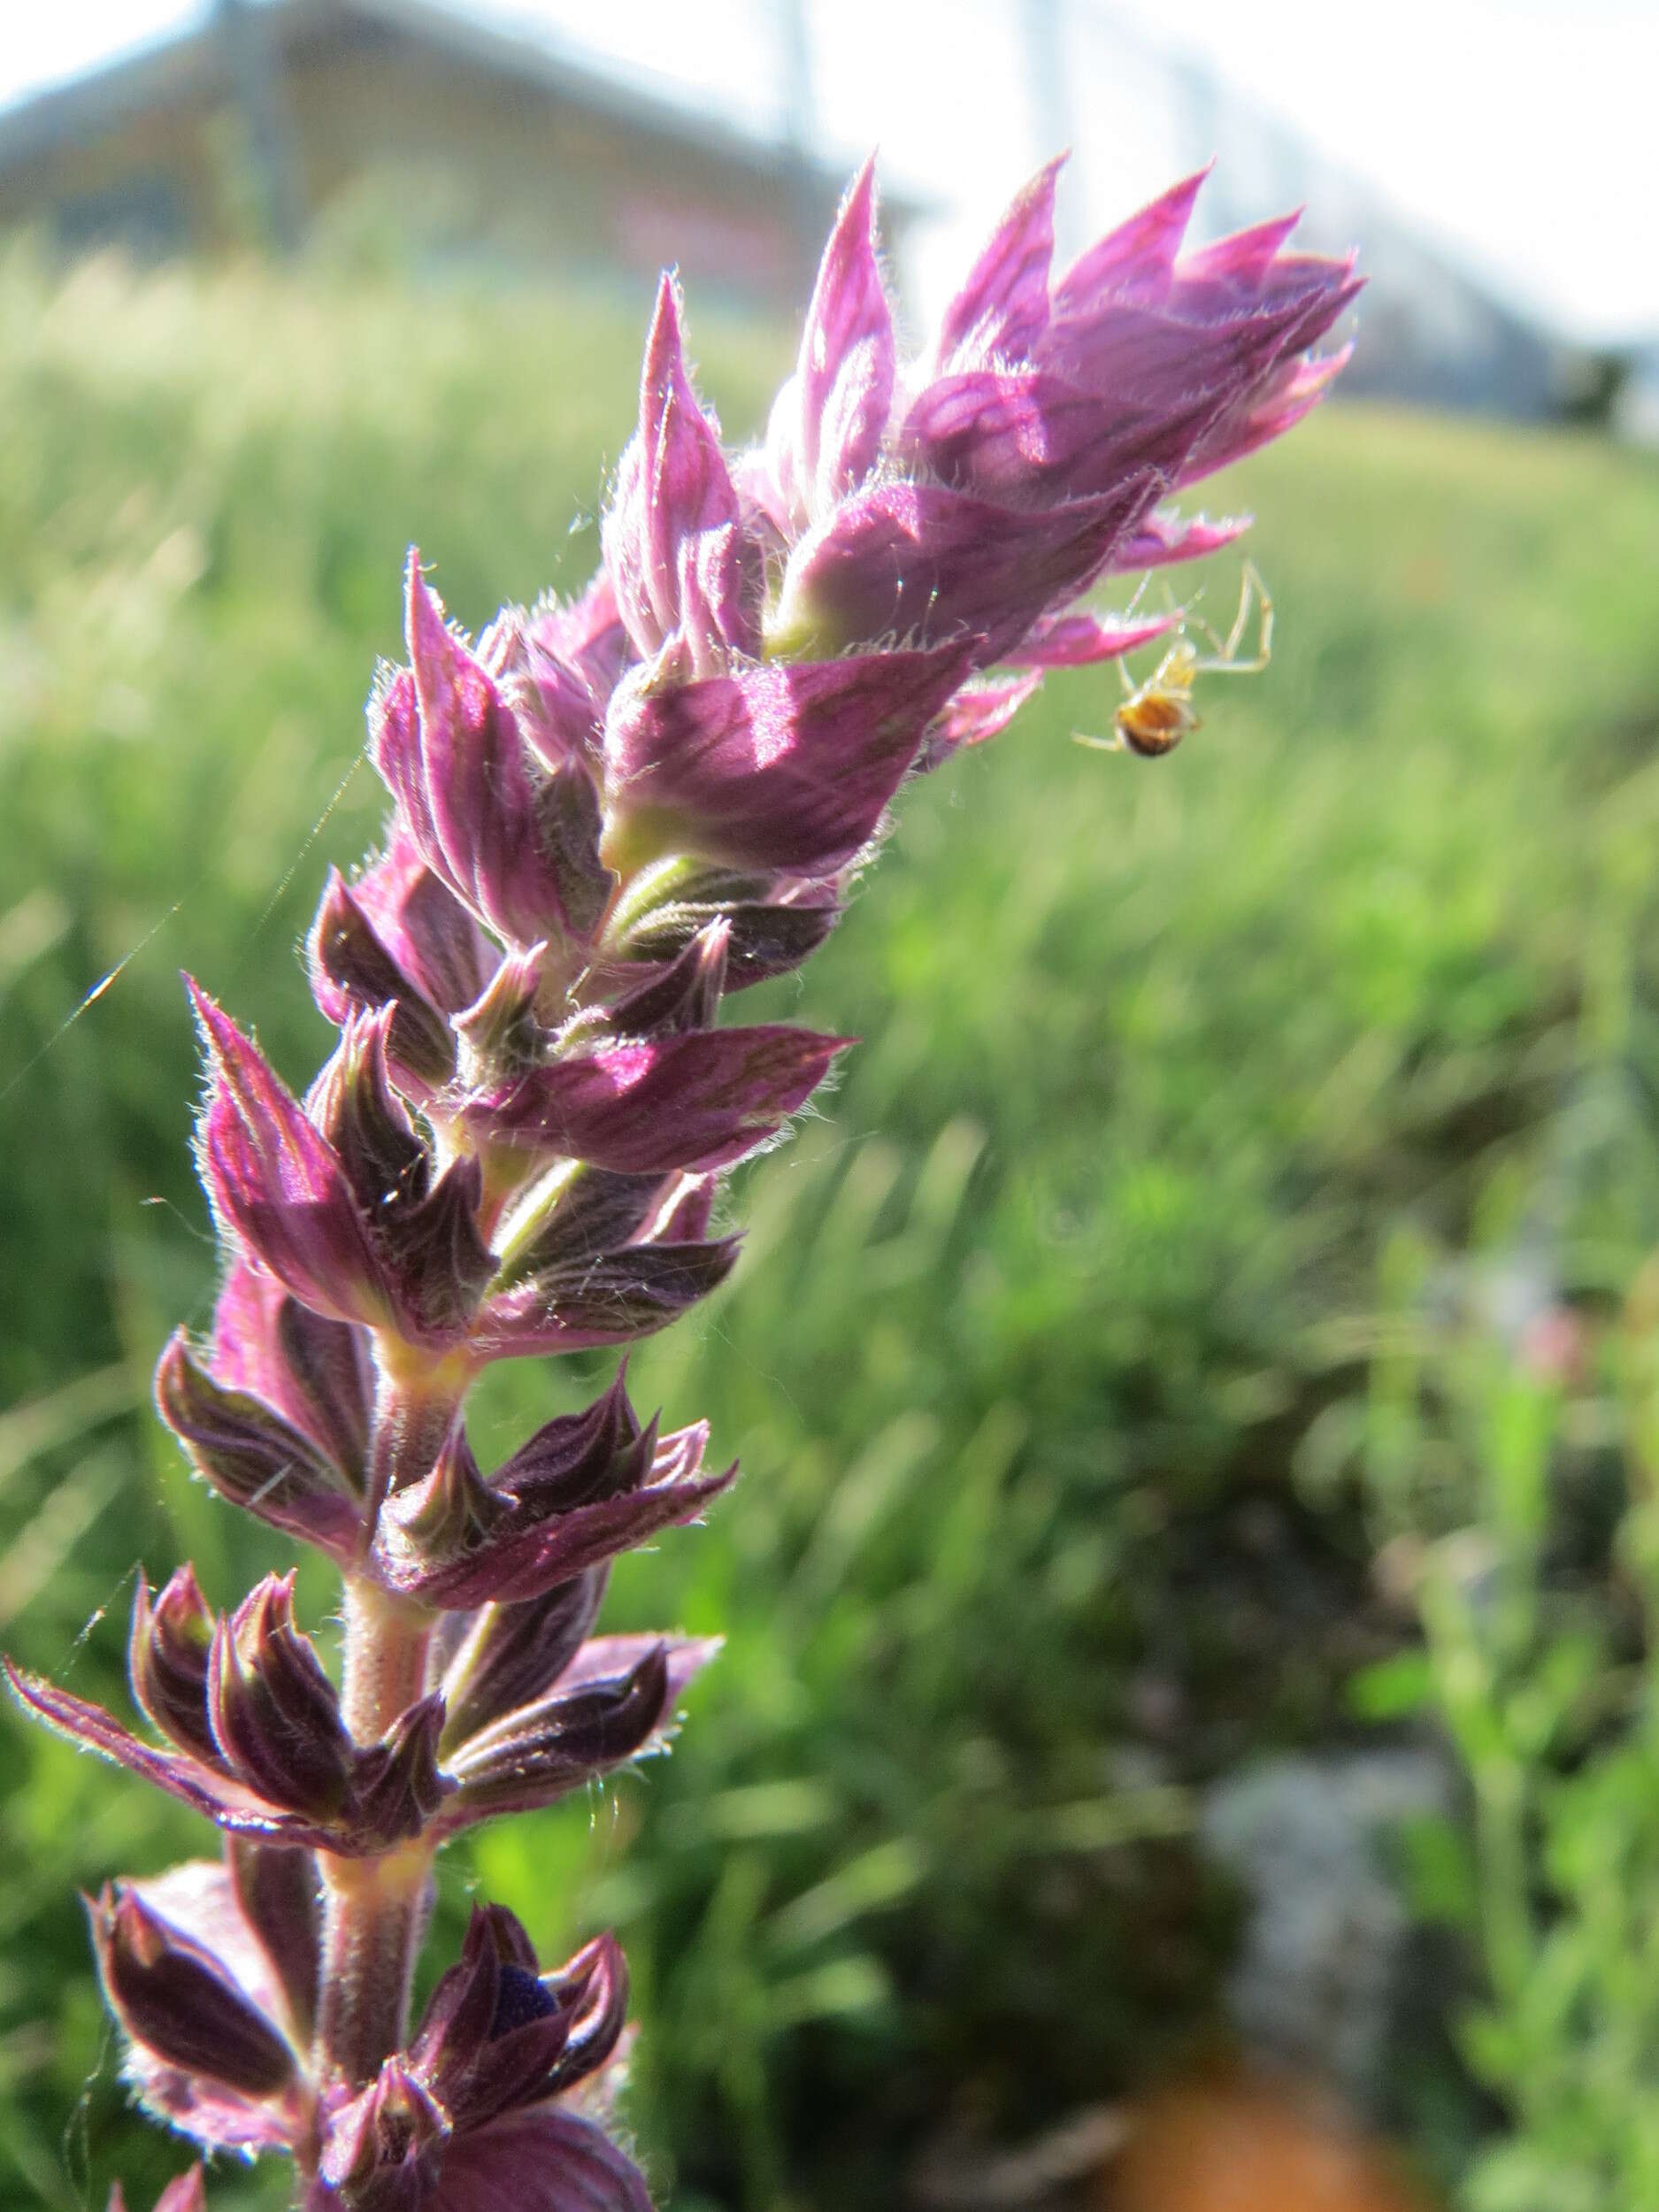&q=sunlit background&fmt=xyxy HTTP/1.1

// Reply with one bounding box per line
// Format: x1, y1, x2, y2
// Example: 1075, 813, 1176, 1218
1, 4, 1656, 2209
